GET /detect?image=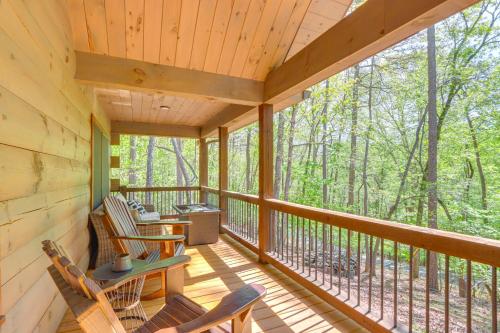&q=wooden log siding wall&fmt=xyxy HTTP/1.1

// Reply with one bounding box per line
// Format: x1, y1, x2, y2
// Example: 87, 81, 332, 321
0, 1, 110, 332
